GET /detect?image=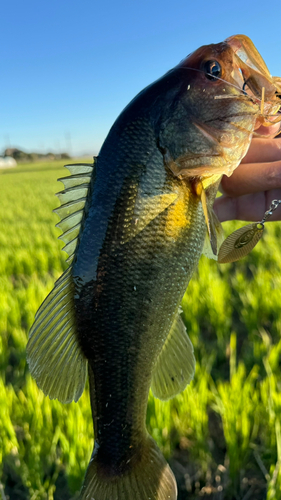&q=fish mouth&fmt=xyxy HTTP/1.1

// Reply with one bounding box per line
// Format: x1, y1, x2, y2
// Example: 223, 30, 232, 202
226, 35, 281, 124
